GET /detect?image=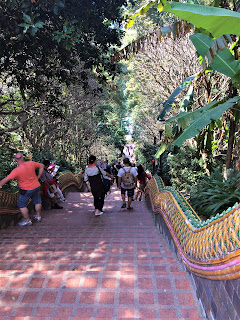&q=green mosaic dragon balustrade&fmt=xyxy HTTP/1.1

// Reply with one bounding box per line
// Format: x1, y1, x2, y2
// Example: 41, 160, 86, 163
145, 175, 240, 280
